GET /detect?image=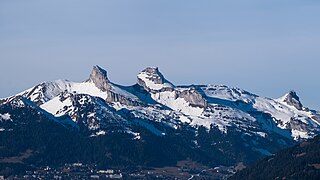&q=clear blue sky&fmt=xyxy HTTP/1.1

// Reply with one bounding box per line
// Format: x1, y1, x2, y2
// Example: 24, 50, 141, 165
1, 0, 320, 109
